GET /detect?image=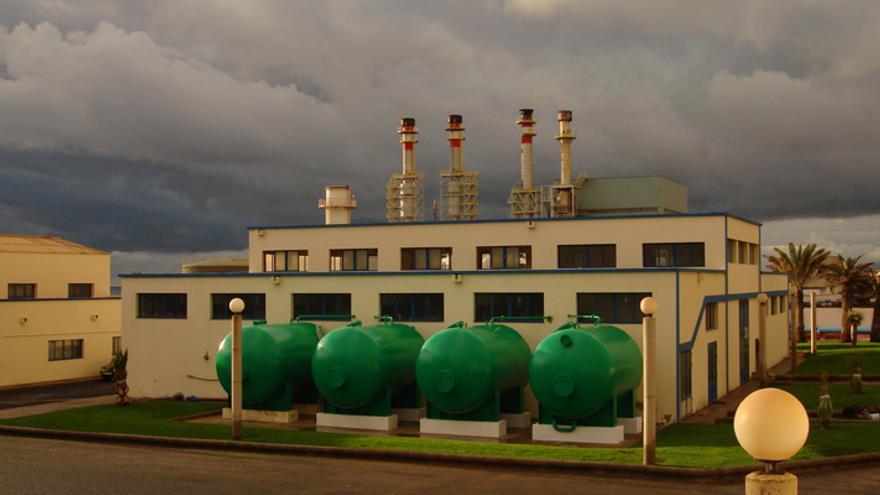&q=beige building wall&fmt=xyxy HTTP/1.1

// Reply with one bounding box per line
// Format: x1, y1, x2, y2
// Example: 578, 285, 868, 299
0, 237, 120, 388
